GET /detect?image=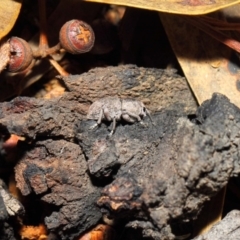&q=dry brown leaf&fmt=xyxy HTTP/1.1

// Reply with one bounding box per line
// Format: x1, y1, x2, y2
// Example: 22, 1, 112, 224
42, 79, 65, 99
0, 0, 22, 39
0, 41, 10, 73
84, 0, 240, 15
160, 13, 240, 107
